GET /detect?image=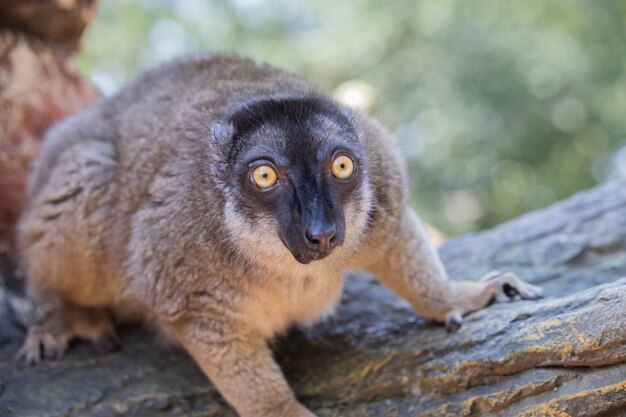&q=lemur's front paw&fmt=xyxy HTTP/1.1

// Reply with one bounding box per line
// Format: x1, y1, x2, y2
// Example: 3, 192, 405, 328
443, 271, 542, 333
481, 270, 543, 302
444, 311, 463, 332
